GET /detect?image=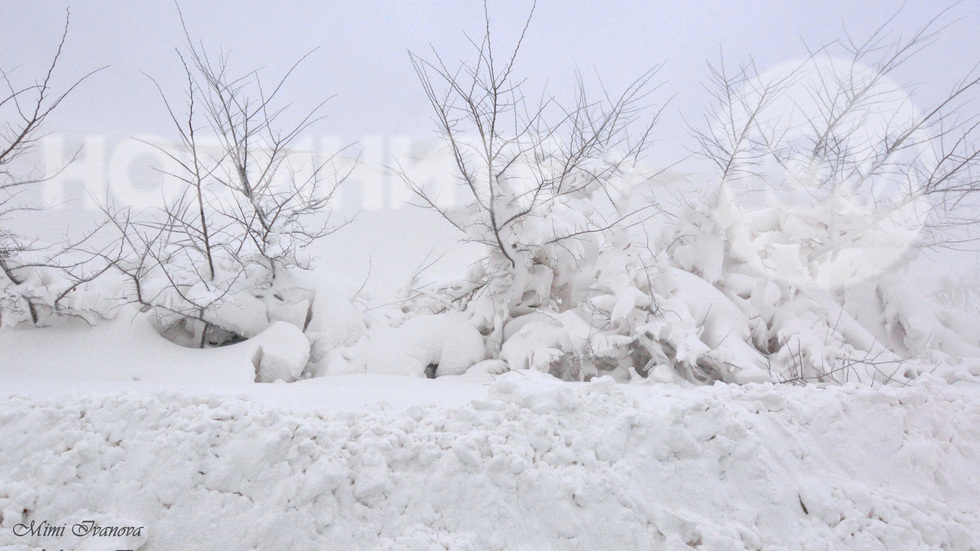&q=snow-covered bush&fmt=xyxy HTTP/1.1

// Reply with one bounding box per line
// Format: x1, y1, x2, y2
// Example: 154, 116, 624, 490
398, 6, 788, 384
654, 182, 980, 384
101, 11, 359, 352
0, 12, 108, 328
401, 5, 664, 376
400, 8, 980, 386
672, 13, 980, 383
